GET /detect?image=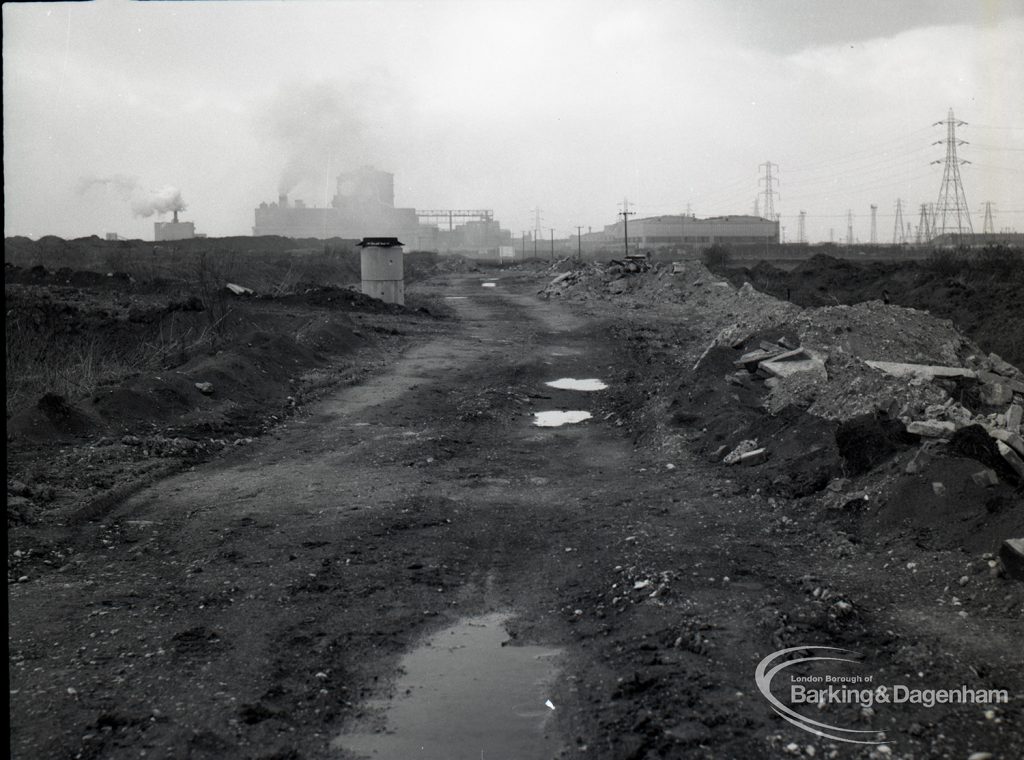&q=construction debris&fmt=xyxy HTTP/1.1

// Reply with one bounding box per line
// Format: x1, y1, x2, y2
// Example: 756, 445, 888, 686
999, 538, 1024, 581
996, 441, 1024, 479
